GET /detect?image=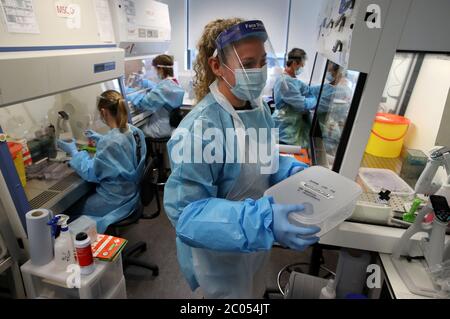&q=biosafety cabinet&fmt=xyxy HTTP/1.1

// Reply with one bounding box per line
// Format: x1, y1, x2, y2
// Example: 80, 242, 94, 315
304, 0, 450, 253
0, 1, 123, 265
0, 0, 173, 261
0, 48, 125, 257
109, 0, 171, 56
